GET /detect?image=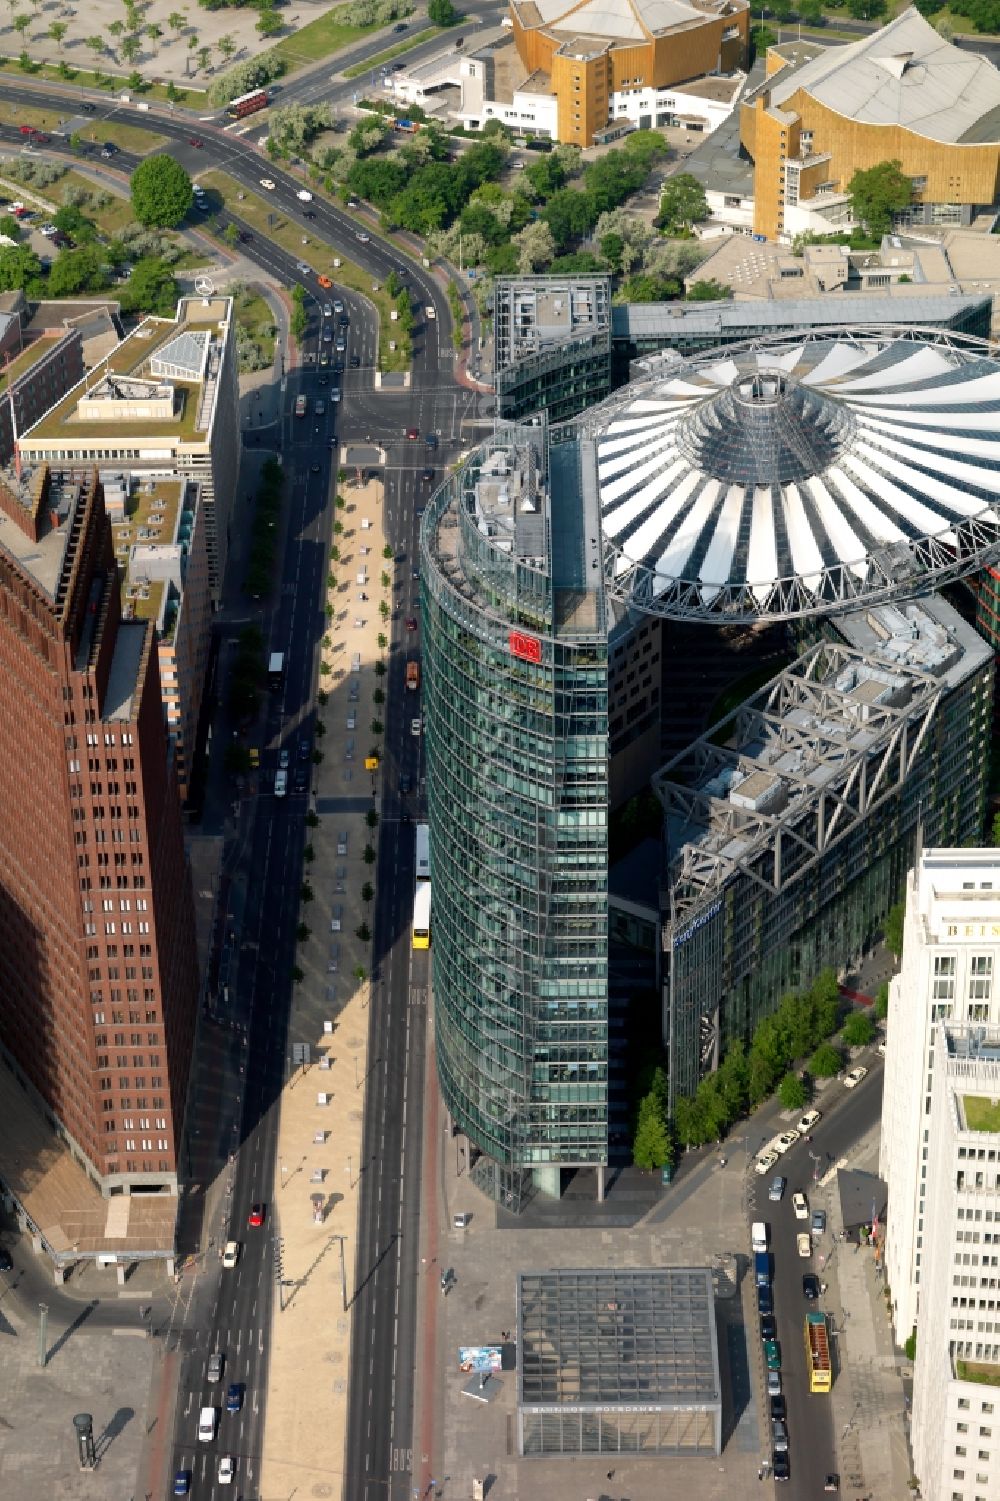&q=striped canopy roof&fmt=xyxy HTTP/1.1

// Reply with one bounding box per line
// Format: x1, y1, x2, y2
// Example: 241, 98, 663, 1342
593, 331, 1000, 621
